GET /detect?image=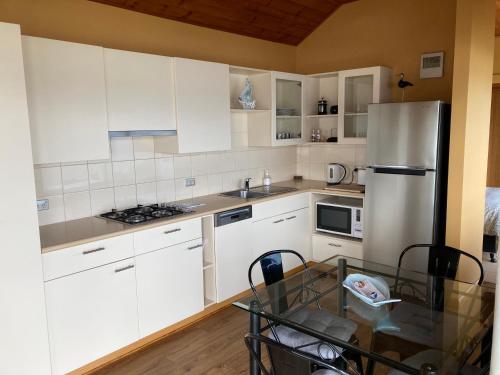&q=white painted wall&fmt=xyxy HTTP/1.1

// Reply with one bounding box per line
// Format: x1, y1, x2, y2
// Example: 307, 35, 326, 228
0, 22, 51, 374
